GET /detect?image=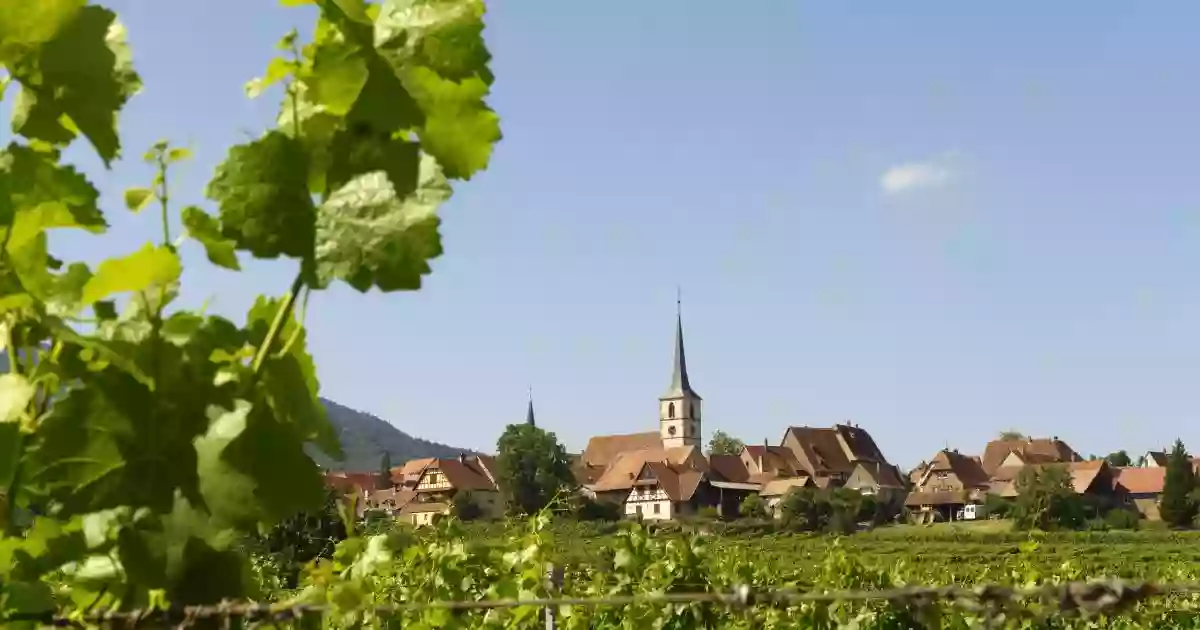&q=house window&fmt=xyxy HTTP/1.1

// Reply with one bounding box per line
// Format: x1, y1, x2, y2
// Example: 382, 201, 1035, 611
636, 505, 643, 515
668, 402, 676, 418
653, 503, 661, 514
